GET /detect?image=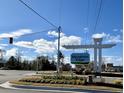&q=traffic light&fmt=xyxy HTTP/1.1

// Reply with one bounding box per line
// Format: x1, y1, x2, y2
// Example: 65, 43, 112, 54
9, 37, 13, 44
